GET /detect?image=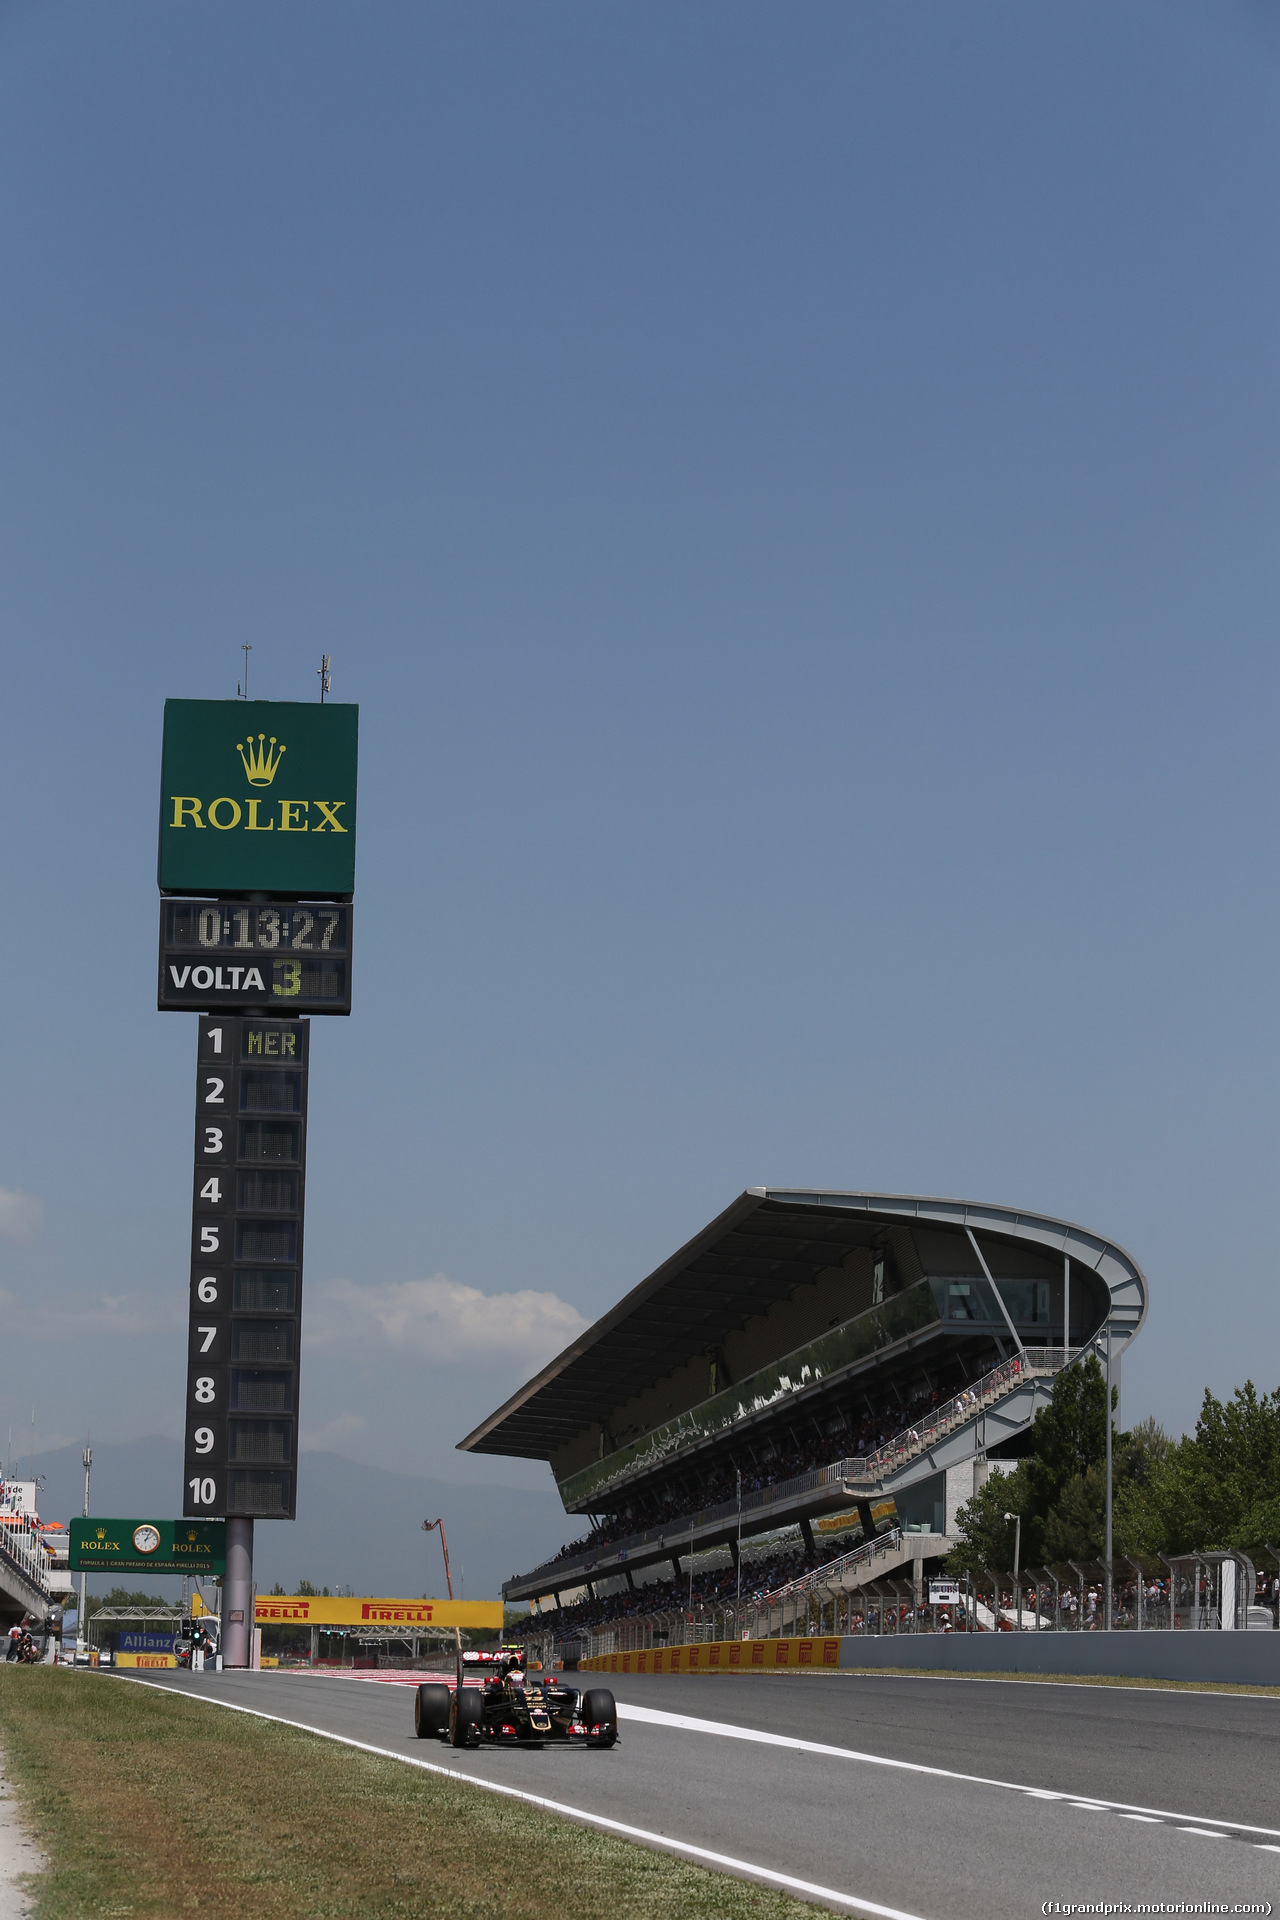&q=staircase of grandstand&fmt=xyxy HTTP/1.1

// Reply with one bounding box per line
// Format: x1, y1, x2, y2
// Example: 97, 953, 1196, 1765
0, 1501, 52, 1622
837, 1347, 1072, 1491
520, 1347, 1075, 1596
751, 1526, 917, 1632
